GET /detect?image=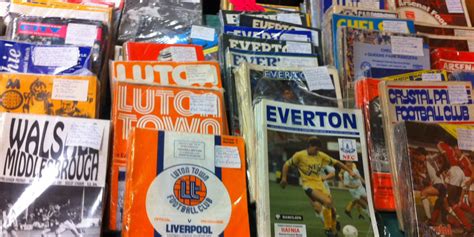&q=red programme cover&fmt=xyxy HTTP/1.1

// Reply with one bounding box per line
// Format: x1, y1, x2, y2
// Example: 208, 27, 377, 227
432, 48, 474, 72
123, 42, 205, 61
396, 0, 472, 26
